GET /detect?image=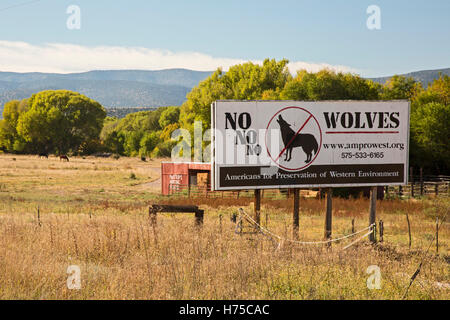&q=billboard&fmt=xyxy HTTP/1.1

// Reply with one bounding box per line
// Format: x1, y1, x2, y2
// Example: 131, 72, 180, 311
211, 100, 410, 190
